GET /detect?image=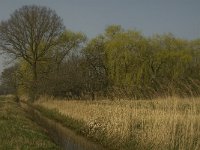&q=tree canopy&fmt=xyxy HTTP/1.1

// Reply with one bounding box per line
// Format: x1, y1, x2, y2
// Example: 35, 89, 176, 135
0, 6, 200, 100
